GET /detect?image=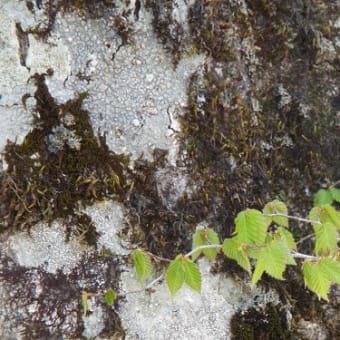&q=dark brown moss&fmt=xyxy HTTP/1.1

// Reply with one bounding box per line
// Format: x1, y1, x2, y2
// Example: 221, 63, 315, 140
123, 151, 194, 259
230, 303, 292, 340
188, 1, 241, 62
0, 251, 124, 338
0, 72, 128, 245
145, 0, 186, 66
